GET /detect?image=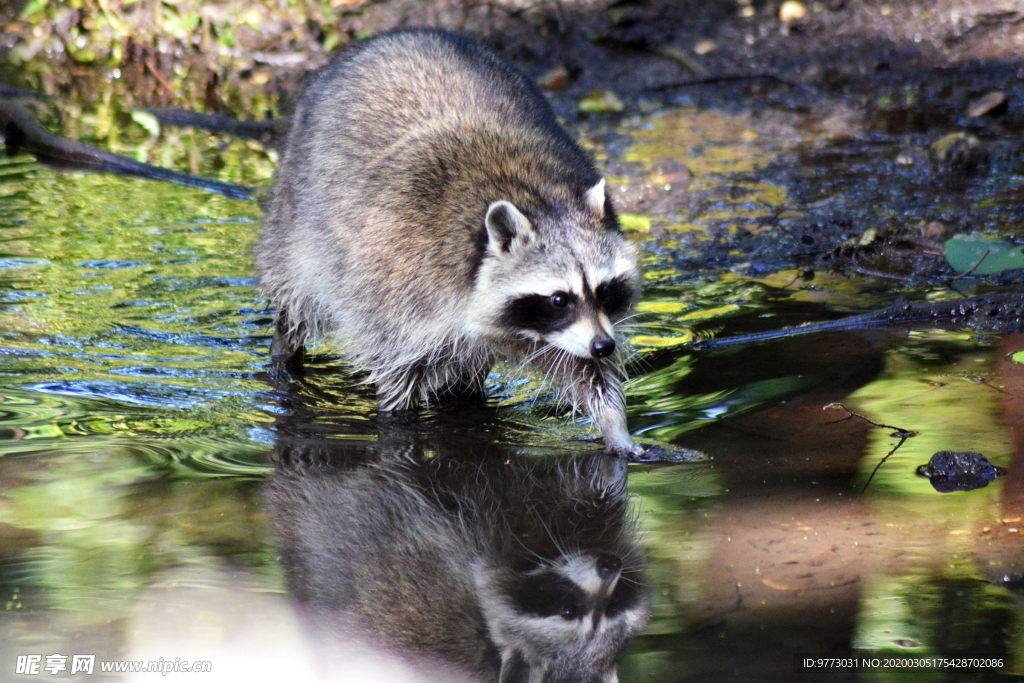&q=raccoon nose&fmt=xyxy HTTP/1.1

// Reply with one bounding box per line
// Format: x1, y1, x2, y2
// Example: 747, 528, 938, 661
590, 337, 615, 358
596, 554, 621, 580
